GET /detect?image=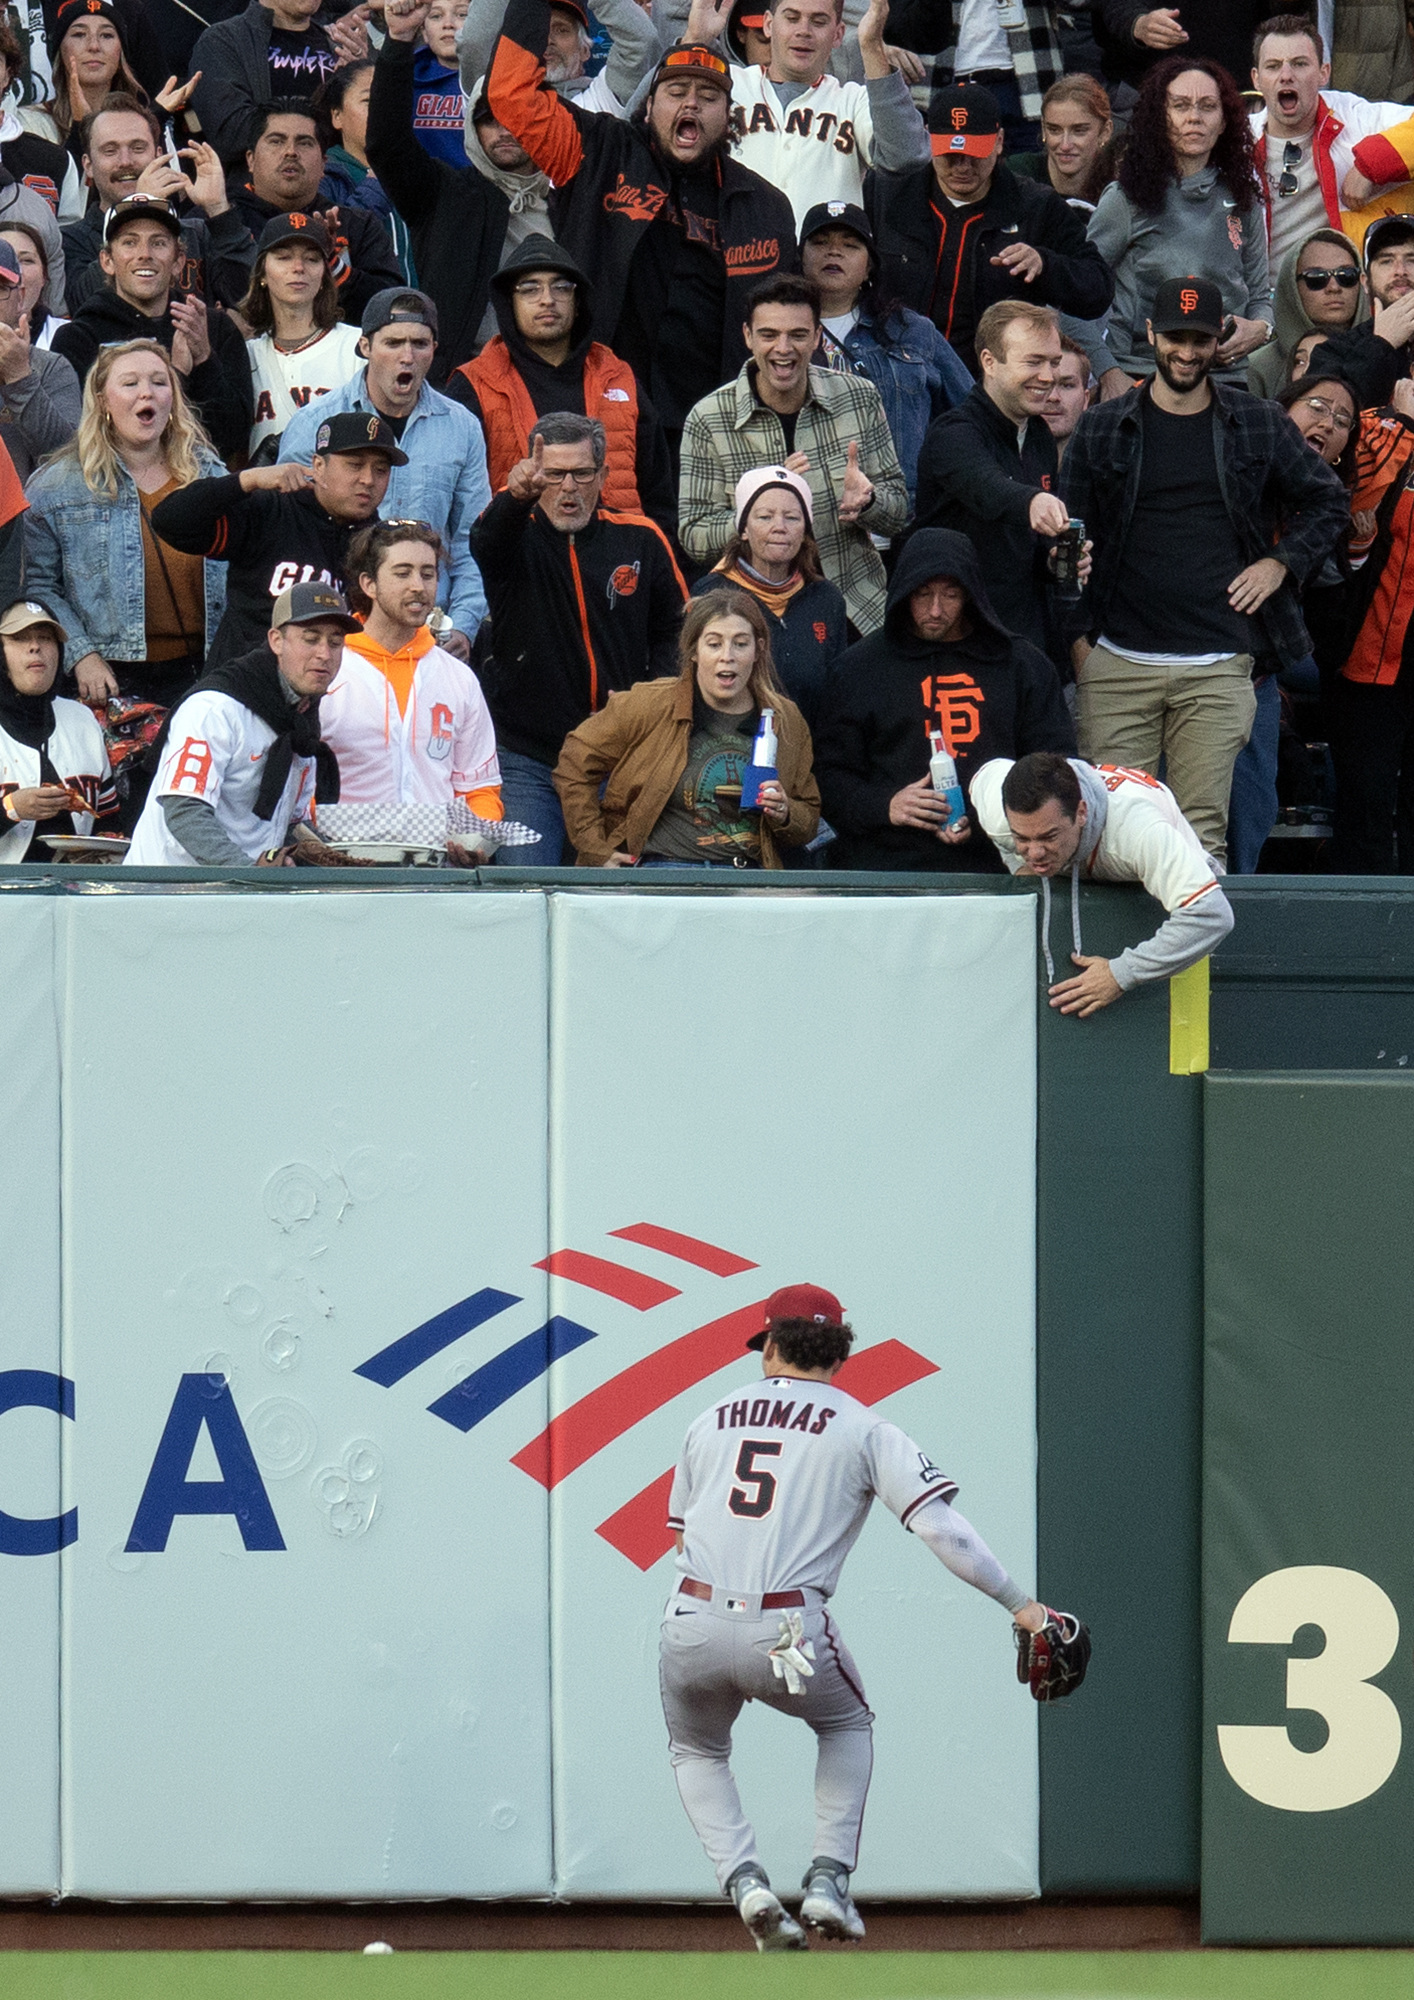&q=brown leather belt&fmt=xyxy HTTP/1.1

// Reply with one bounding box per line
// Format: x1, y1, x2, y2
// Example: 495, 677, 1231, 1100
680, 1578, 805, 1609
